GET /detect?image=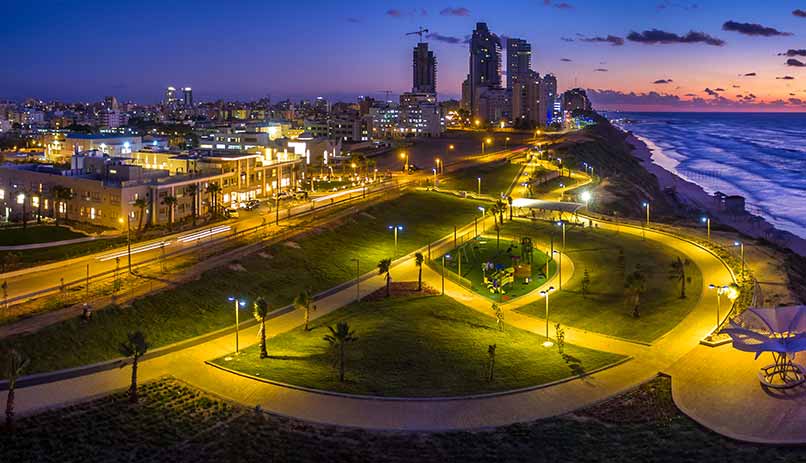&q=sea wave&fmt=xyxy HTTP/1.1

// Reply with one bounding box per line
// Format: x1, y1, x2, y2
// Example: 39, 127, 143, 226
619, 112, 806, 239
